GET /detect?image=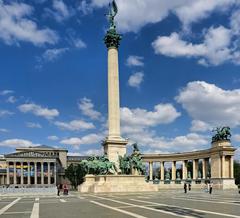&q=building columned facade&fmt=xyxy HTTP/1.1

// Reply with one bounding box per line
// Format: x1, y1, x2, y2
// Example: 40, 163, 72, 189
0, 145, 86, 187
